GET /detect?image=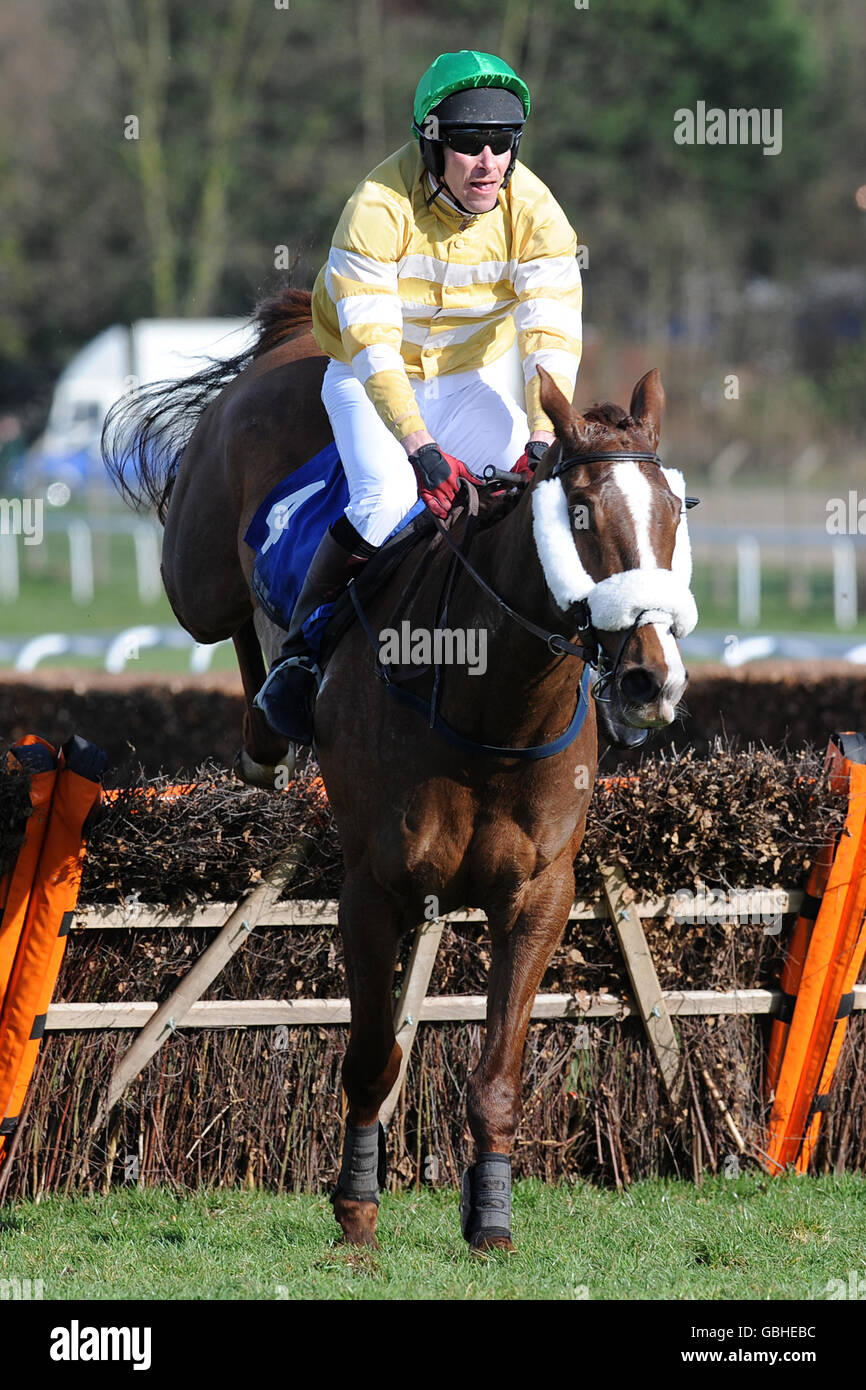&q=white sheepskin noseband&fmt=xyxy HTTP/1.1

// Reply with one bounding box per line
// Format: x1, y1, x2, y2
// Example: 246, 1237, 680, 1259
587, 567, 697, 637
531, 470, 698, 637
